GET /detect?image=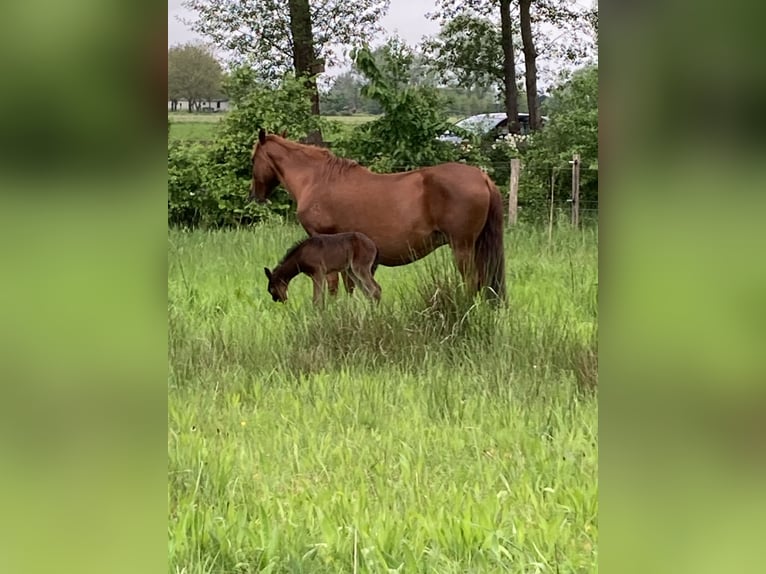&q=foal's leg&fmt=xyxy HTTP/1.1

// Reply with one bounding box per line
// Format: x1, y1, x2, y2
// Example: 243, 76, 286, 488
340, 270, 356, 295
363, 272, 382, 303
325, 271, 354, 296
325, 272, 340, 297
312, 272, 326, 307
301, 224, 340, 297
351, 263, 382, 303
345, 268, 362, 292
